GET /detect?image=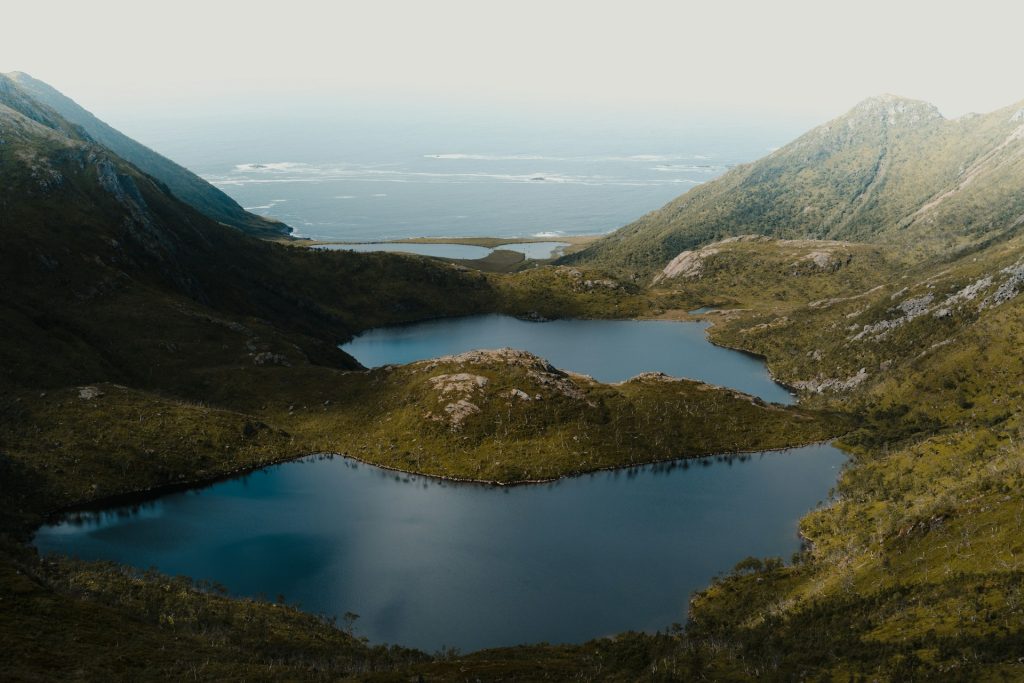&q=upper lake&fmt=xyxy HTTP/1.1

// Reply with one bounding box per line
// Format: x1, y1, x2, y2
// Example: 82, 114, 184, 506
341, 314, 794, 404
35, 314, 830, 652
